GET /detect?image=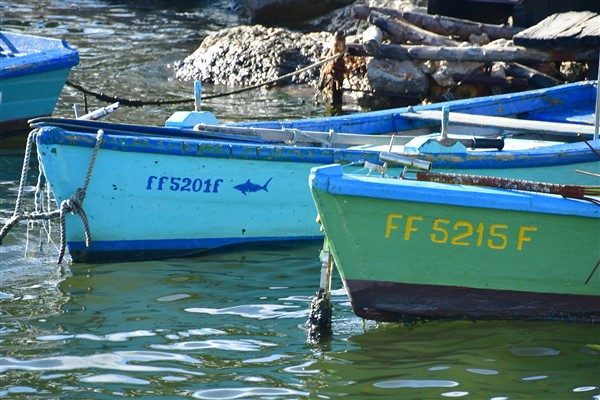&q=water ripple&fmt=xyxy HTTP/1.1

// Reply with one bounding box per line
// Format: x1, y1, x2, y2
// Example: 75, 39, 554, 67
0, 351, 203, 375
191, 387, 309, 399
185, 304, 306, 319
151, 339, 275, 352
373, 379, 460, 389
510, 347, 561, 356
37, 330, 156, 342
80, 374, 150, 385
